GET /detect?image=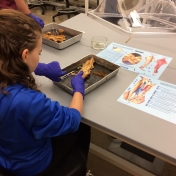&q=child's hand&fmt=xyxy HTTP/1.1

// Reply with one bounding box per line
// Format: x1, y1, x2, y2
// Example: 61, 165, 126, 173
34, 61, 66, 82
71, 72, 84, 98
